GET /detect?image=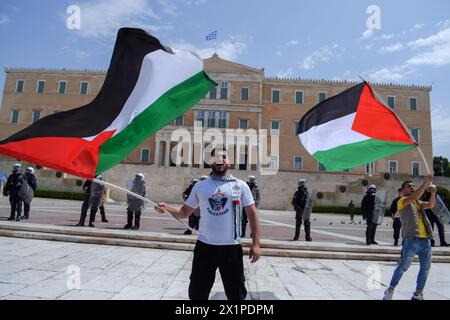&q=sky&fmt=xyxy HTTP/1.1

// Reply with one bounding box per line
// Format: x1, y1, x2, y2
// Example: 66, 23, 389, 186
0, 0, 449, 159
